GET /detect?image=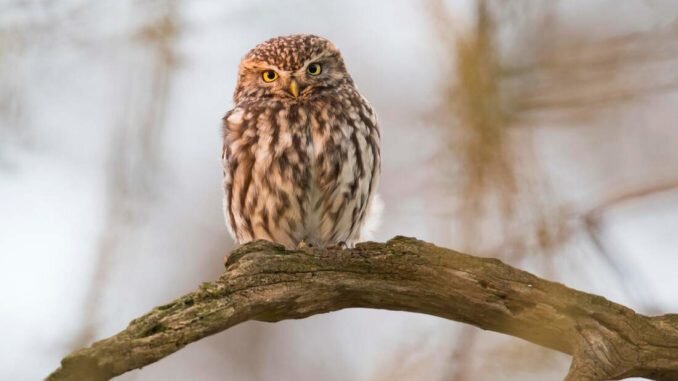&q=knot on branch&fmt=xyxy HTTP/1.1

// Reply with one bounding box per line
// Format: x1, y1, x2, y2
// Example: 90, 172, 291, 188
565, 327, 636, 380
564, 315, 678, 381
